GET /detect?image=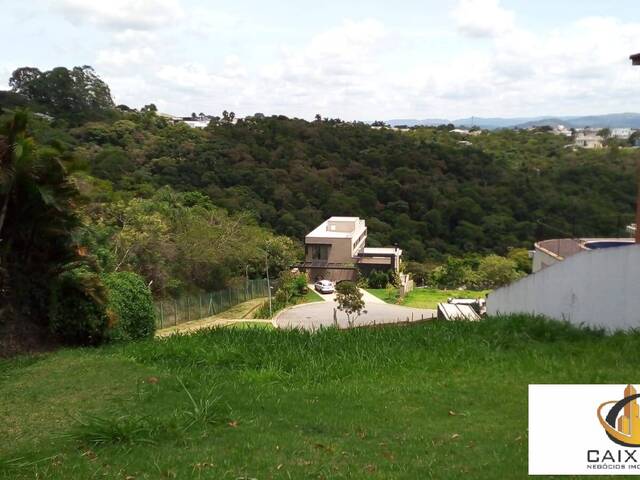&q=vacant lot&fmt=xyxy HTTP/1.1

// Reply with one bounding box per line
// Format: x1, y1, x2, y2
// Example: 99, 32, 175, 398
0, 316, 632, 479
367, 288, 489, 309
